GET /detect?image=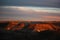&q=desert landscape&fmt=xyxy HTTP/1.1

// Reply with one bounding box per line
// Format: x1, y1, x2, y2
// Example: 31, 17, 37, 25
0, 0, 60, 40
0, 21, 60, 40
